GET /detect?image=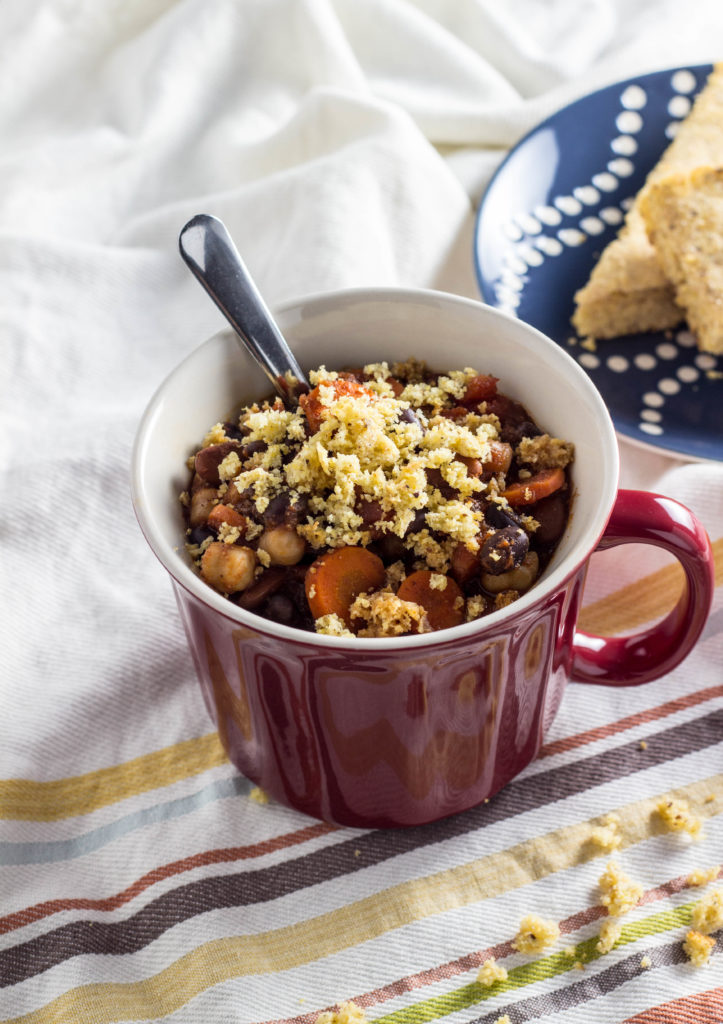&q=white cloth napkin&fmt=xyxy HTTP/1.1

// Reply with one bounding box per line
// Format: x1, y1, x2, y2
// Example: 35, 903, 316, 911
1, 2, 722, 1023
